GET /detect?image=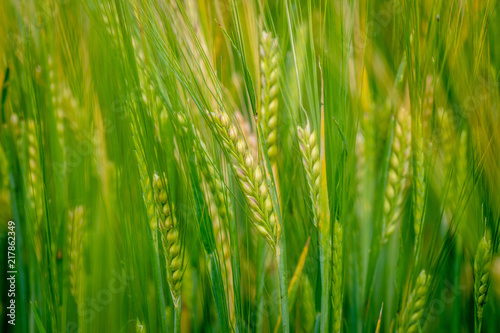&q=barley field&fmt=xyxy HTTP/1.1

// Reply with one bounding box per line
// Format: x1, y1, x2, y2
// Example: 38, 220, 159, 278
1, 0, 500, 332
